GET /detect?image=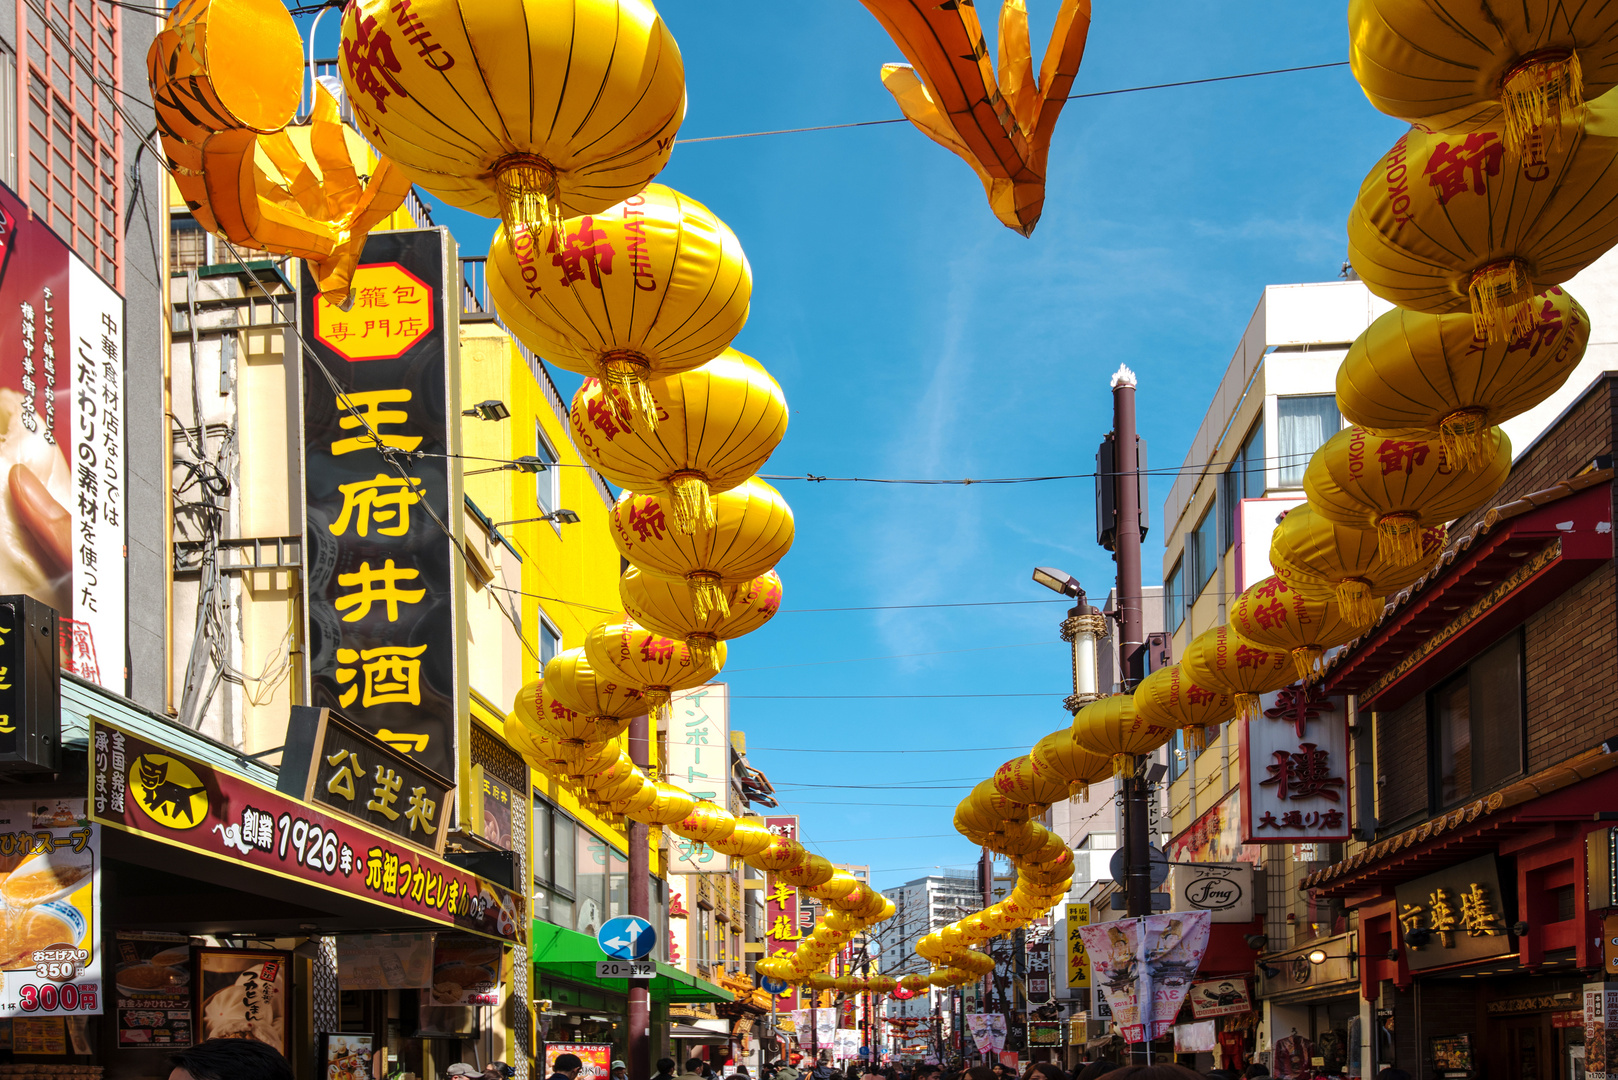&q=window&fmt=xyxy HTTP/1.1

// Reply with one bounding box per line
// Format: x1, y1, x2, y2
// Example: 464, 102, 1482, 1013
532, 797, 576, 928
171, 217, 207, 272
1277, 395, 1341, 487
1168, 728, 1187, 780
1164, 559, 1186, 631
1222, 418, 1266, 549
535, 425, 559, 512
538, 616, 561, 669
1431, 630, 1523, 808
1190, 505, 1217, 593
